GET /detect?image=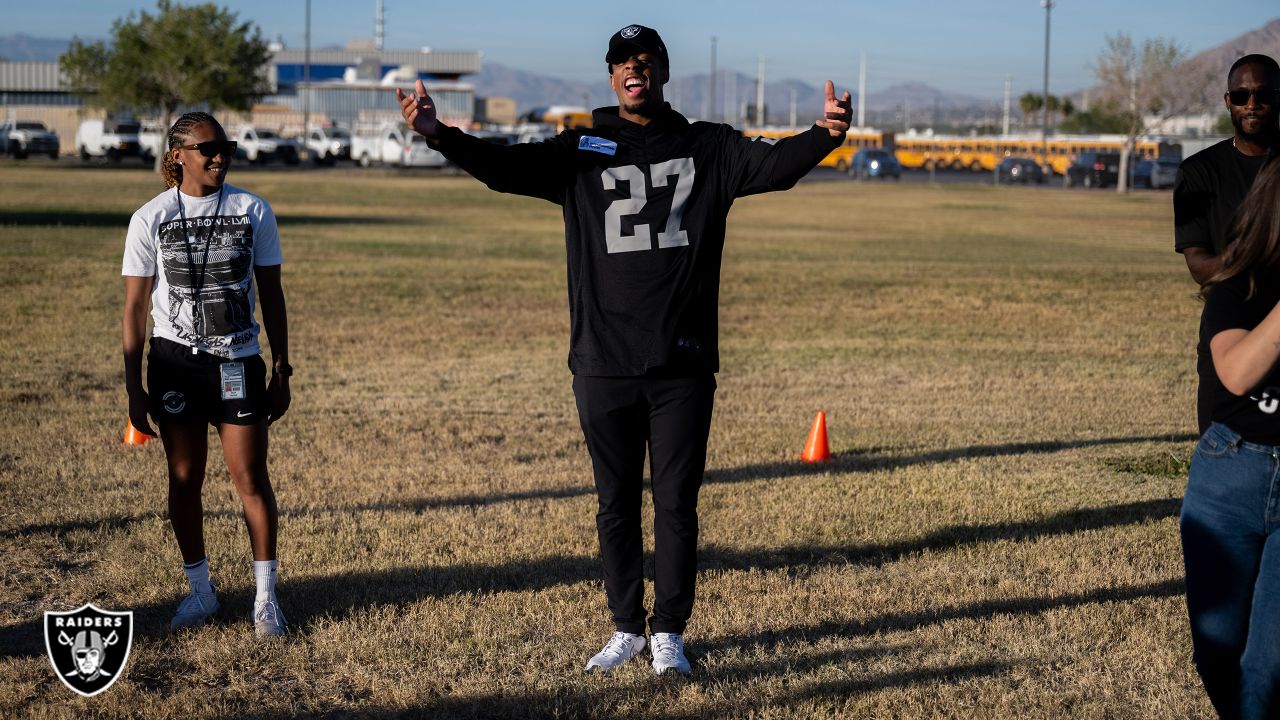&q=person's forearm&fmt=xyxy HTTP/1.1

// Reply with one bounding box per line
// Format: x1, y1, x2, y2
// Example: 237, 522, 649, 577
122, 301, 148, 393
767, 125, 843, 189
261, 290, 289, 367
1215, 307, 1280, 395
1184, 250, 1223, 286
